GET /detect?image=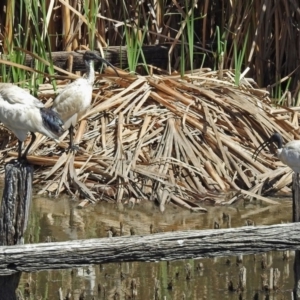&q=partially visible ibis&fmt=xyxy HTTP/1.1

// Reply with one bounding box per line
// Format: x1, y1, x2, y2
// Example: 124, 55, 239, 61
0, 83, 64, 160
253, 132, 300, 173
